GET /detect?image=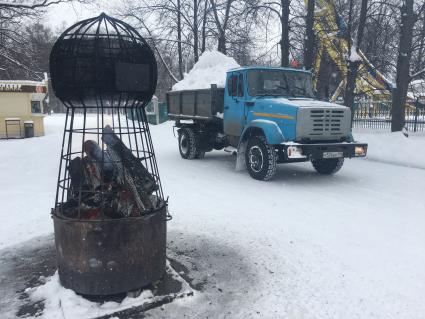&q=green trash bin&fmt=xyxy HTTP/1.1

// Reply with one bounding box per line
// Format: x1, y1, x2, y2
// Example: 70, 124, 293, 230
24, 121, 34, 138
127, 98, 168, 125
